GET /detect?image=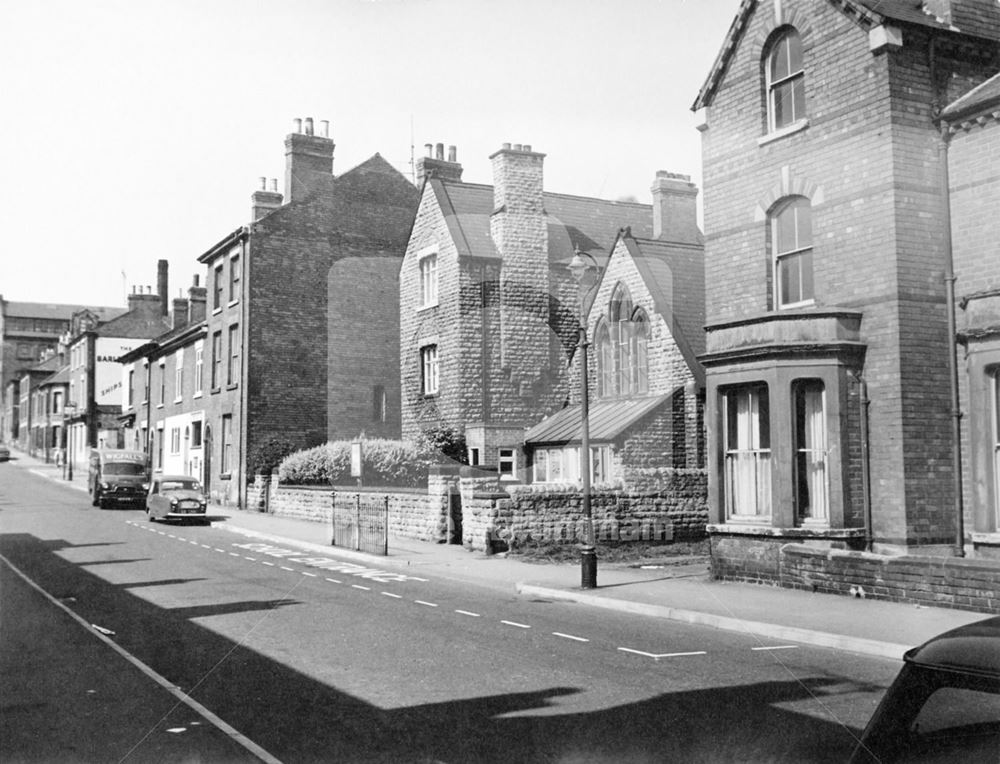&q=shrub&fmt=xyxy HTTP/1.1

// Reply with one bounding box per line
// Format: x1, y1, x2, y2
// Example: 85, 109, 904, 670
413, 425, 468, 465
277, 437, 431, 487
247, 438, 297, 477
